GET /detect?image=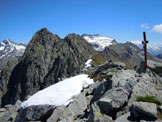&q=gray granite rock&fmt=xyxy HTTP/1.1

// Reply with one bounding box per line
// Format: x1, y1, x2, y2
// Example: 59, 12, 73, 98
88, 102, 113, 122
98, 87, 129, 115
131, 102, 157, 121
157, 106, 162, 113
115, 112, 131, 122
15, 105, 54, 122
47, 105, 73, 122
